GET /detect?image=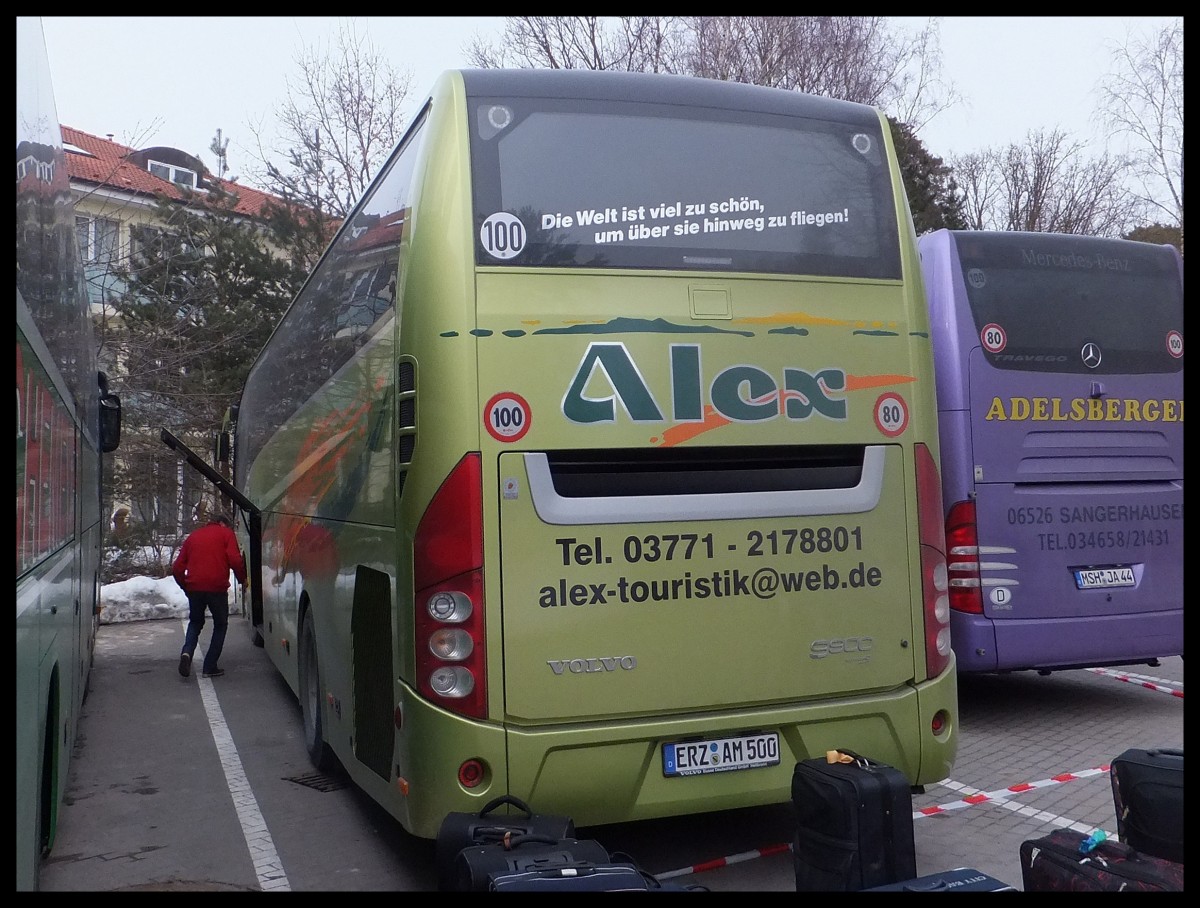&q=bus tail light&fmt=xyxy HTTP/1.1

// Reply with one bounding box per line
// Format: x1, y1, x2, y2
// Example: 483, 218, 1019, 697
915, 443, 951, 680
945, 499, 984, 616
414, 454, 486, 719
